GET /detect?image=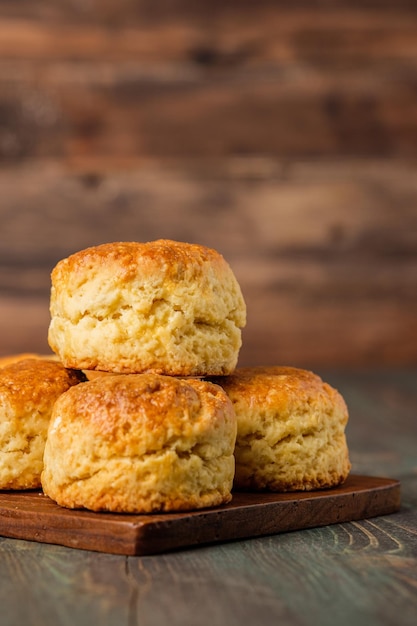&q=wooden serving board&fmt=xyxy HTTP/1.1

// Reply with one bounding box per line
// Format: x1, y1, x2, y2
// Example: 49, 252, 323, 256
0, 475, 400, 556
